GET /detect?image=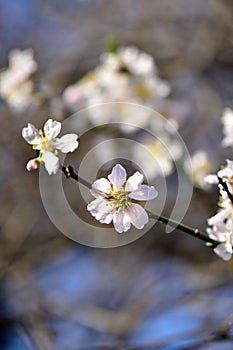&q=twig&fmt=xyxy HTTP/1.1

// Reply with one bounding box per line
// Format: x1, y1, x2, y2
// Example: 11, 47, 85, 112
218, 176, 233, 205
61, 165, 220, 248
